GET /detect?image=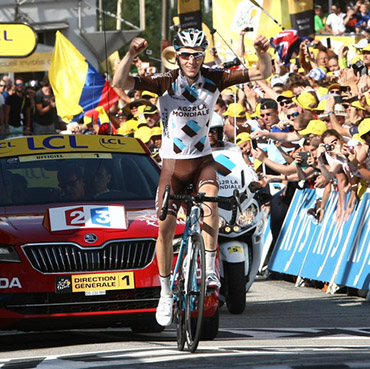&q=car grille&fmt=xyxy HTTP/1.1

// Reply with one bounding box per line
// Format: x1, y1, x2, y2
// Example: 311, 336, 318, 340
22, 239, 156, 274
3, 287, 160, 315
